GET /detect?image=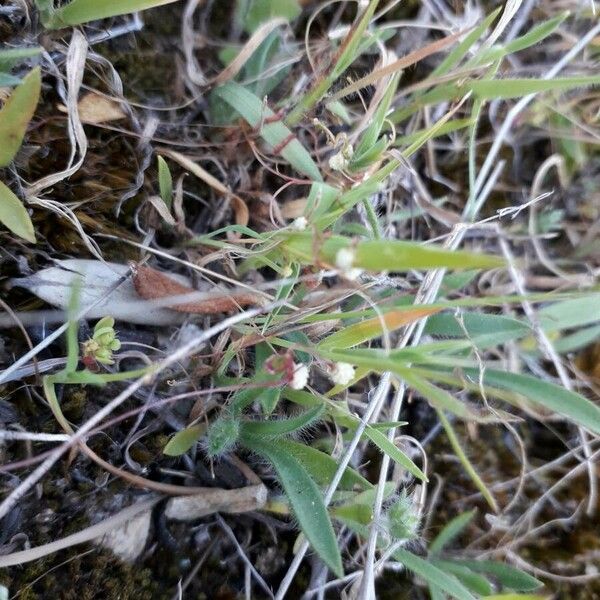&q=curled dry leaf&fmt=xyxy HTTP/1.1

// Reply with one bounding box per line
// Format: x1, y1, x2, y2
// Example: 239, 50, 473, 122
164, 484, 267, 521
132, 264, 263, 314
58, 91, 126, 125
11, 259, 188, 325
159, 149, 249, 227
